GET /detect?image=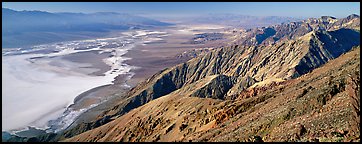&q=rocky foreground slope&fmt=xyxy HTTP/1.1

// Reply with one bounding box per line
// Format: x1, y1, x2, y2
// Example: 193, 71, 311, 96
65, 46, 360, 142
